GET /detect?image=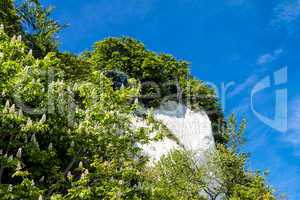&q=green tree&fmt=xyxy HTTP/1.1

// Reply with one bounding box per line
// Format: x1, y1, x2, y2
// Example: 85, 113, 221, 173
18, 0, 65, 58
149, 150, 206, 200
0, 0, 64, 58
88, 37, 226, 143
150, 115, 275, 200
0, 0, 22, 36
0, 28, 150, 199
